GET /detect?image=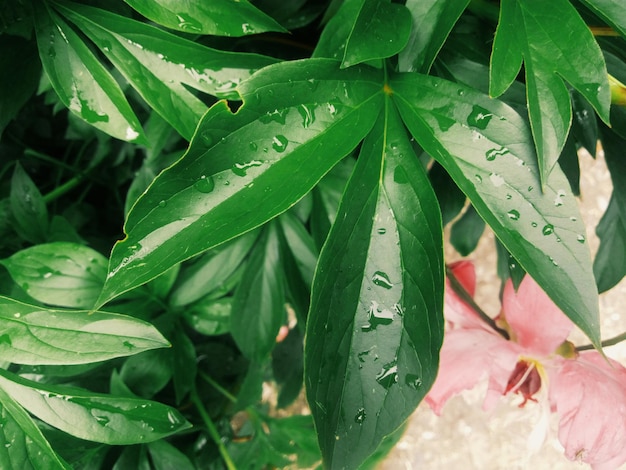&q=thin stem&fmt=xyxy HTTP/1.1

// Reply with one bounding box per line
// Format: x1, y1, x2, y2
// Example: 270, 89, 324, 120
446, 266, 510, 340
23, 149, 79, 174
191, 388, 236, 470
577, 331, 626, 351
198, 371, 237, 403
42, 174, 86, 203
